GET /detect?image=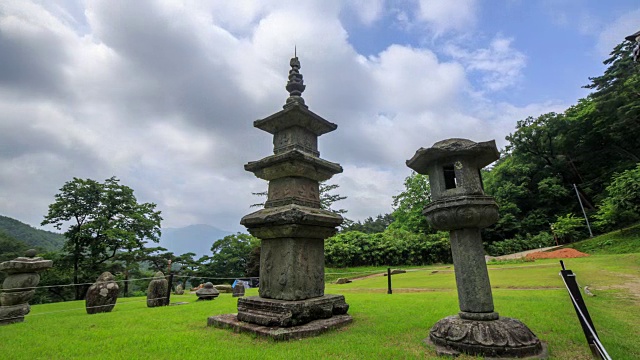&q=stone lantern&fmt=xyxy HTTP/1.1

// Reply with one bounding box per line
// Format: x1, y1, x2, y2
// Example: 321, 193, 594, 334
407, 139, 546, 358
209, 56, 351, 340
0, 249, 53, 325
